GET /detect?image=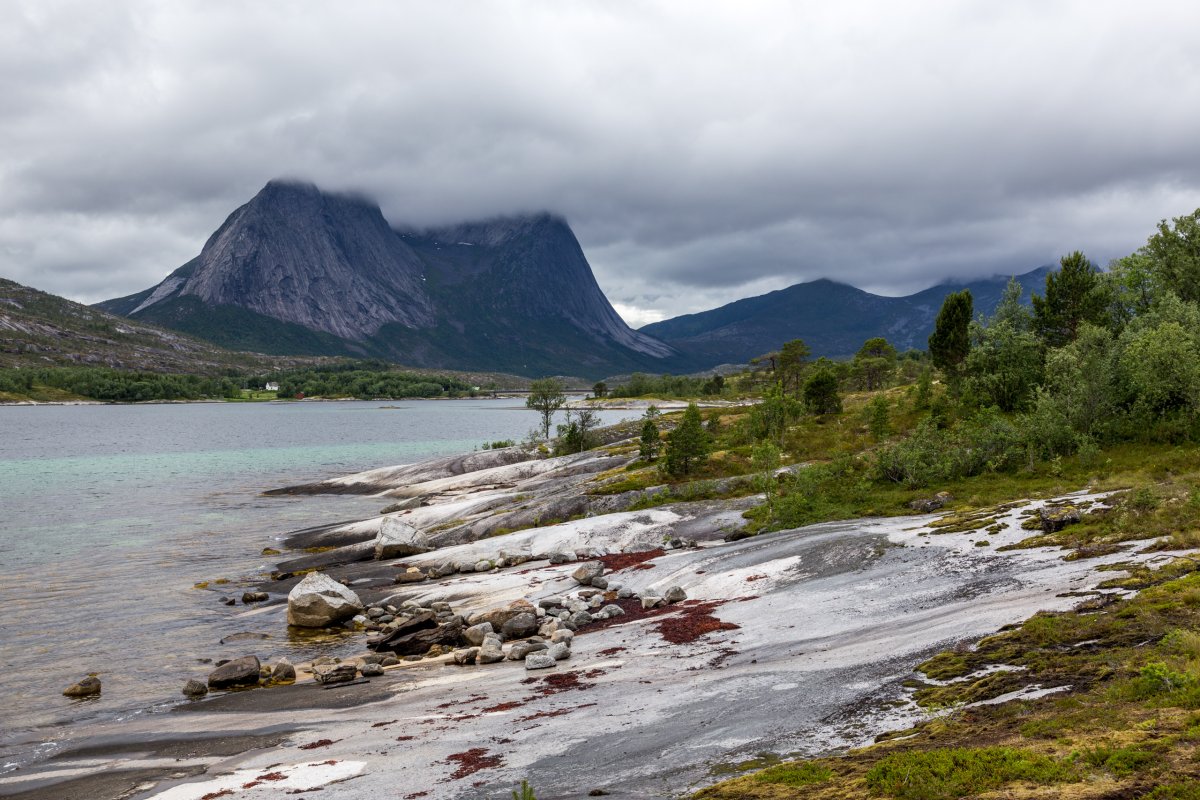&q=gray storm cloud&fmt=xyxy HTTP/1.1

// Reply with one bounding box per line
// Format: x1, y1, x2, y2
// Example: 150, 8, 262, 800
2, 0, 1199, 324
